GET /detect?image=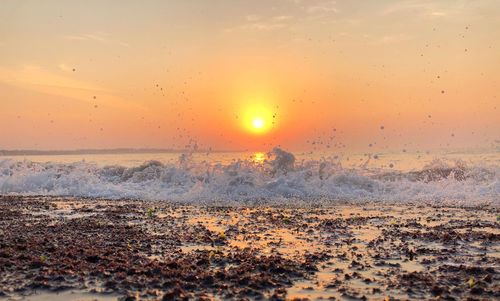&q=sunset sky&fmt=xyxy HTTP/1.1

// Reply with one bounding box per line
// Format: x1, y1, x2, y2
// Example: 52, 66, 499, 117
1, 0, 499, 152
